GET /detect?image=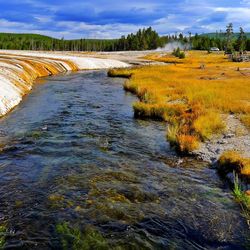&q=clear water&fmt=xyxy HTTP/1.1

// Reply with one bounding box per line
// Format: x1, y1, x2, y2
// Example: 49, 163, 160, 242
0, 71, 249, 249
